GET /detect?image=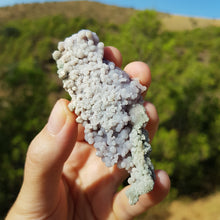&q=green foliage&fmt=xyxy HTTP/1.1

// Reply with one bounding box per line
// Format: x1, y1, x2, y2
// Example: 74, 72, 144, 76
124, 10, 161, 38
0, 9, 220, 218
0, 57, 51, 216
